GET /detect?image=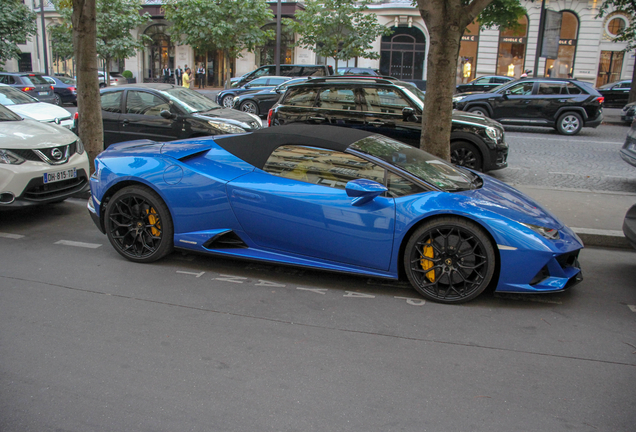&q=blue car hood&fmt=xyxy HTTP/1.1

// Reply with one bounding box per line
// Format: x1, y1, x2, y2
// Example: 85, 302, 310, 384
458, 175, 564, 229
